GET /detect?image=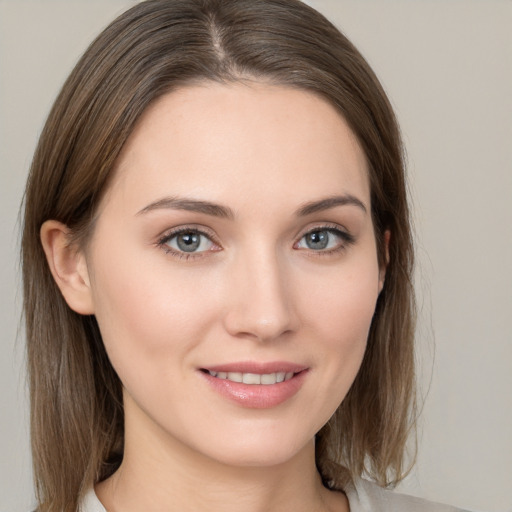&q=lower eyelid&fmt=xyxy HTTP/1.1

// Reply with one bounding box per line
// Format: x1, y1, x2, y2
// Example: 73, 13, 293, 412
156, 225, 354, 258
156, 227, 220, 256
